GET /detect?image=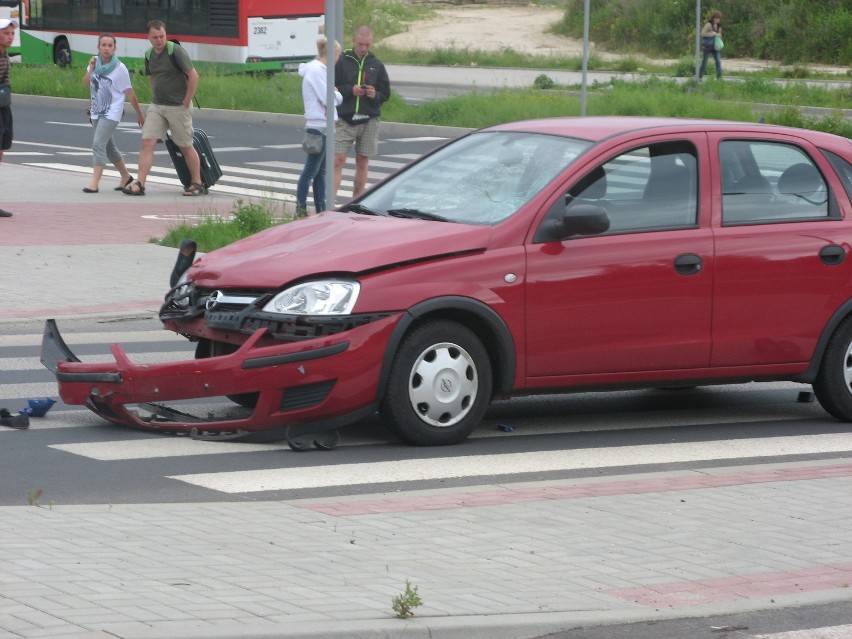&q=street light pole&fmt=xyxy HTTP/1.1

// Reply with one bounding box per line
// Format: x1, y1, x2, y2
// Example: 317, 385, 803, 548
580, 0, 590, 116
694, 0, 701, 81
325, 0, 343, 211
